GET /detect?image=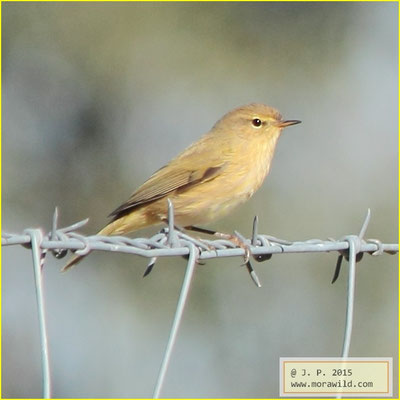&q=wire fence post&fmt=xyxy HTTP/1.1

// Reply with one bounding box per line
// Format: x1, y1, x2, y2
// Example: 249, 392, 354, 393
340, 209, 372, 358
335, 236, 357, 400
341, 236, 357, 358
25, 229, 51, 399
152, 242, 198, 398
